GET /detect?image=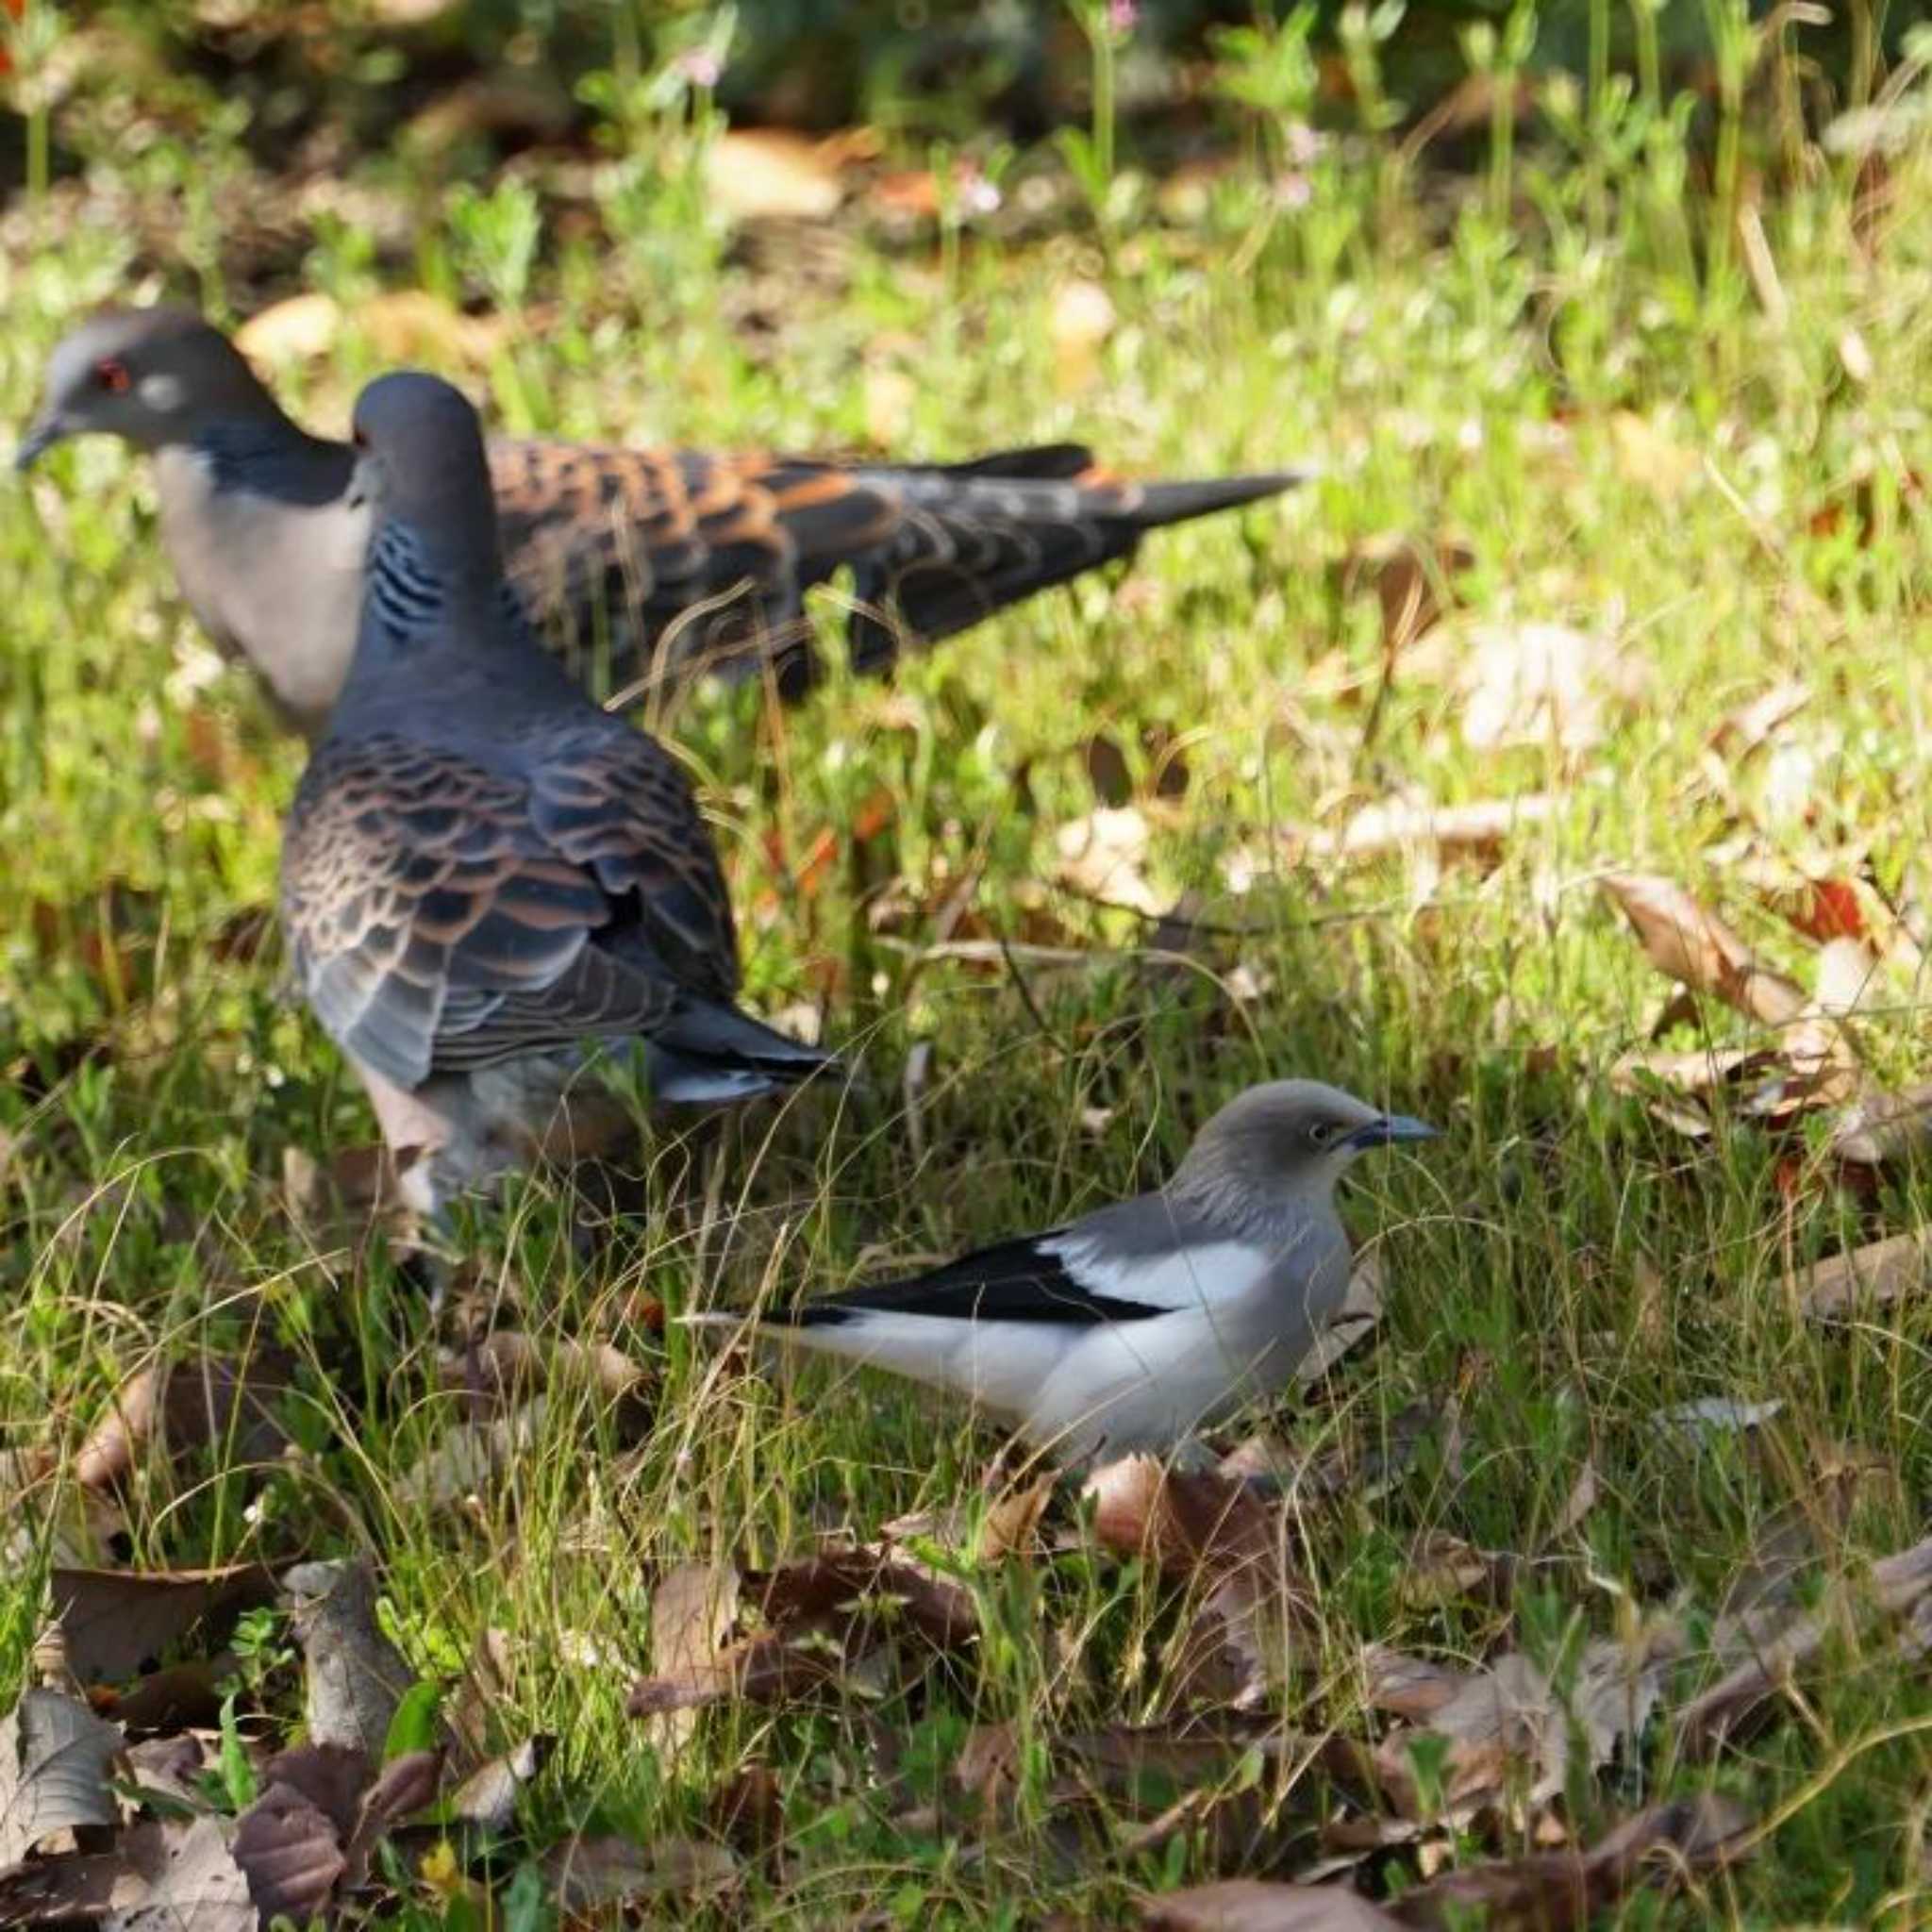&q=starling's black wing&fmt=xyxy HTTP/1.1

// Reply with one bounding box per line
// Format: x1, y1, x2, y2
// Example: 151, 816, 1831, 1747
792, 1230, 1170, 1329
